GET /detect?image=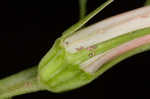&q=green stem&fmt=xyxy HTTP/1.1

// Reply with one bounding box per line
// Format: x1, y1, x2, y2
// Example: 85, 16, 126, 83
79, 0, 87, 19
0, 66, 44, 99
145, 0, 150, 6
